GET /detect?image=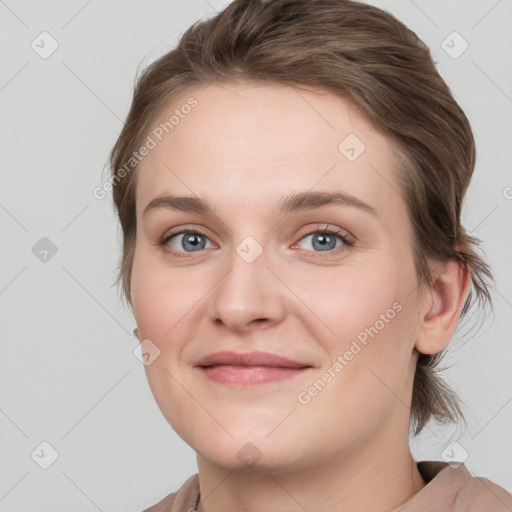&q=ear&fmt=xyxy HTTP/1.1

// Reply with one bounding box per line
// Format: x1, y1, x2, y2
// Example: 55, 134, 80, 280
133, 327, 140, 341
414, 258, 471, 355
